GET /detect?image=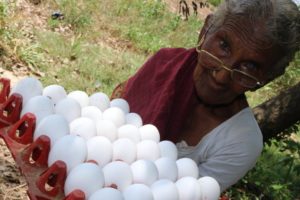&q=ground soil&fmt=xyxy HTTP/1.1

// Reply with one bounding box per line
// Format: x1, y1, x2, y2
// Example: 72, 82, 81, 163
0, 1, 211, 199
